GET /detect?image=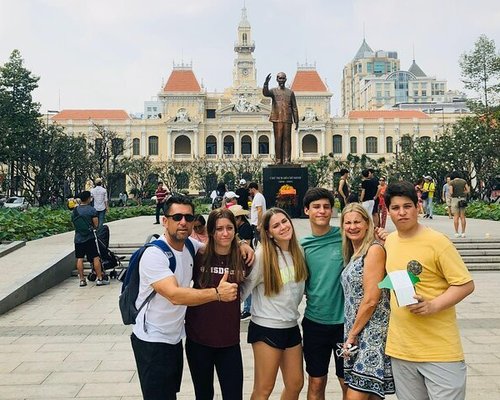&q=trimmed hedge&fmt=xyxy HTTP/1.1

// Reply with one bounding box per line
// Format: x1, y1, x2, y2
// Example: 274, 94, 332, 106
0, 201, 215, 242
434, 201, 500, 221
